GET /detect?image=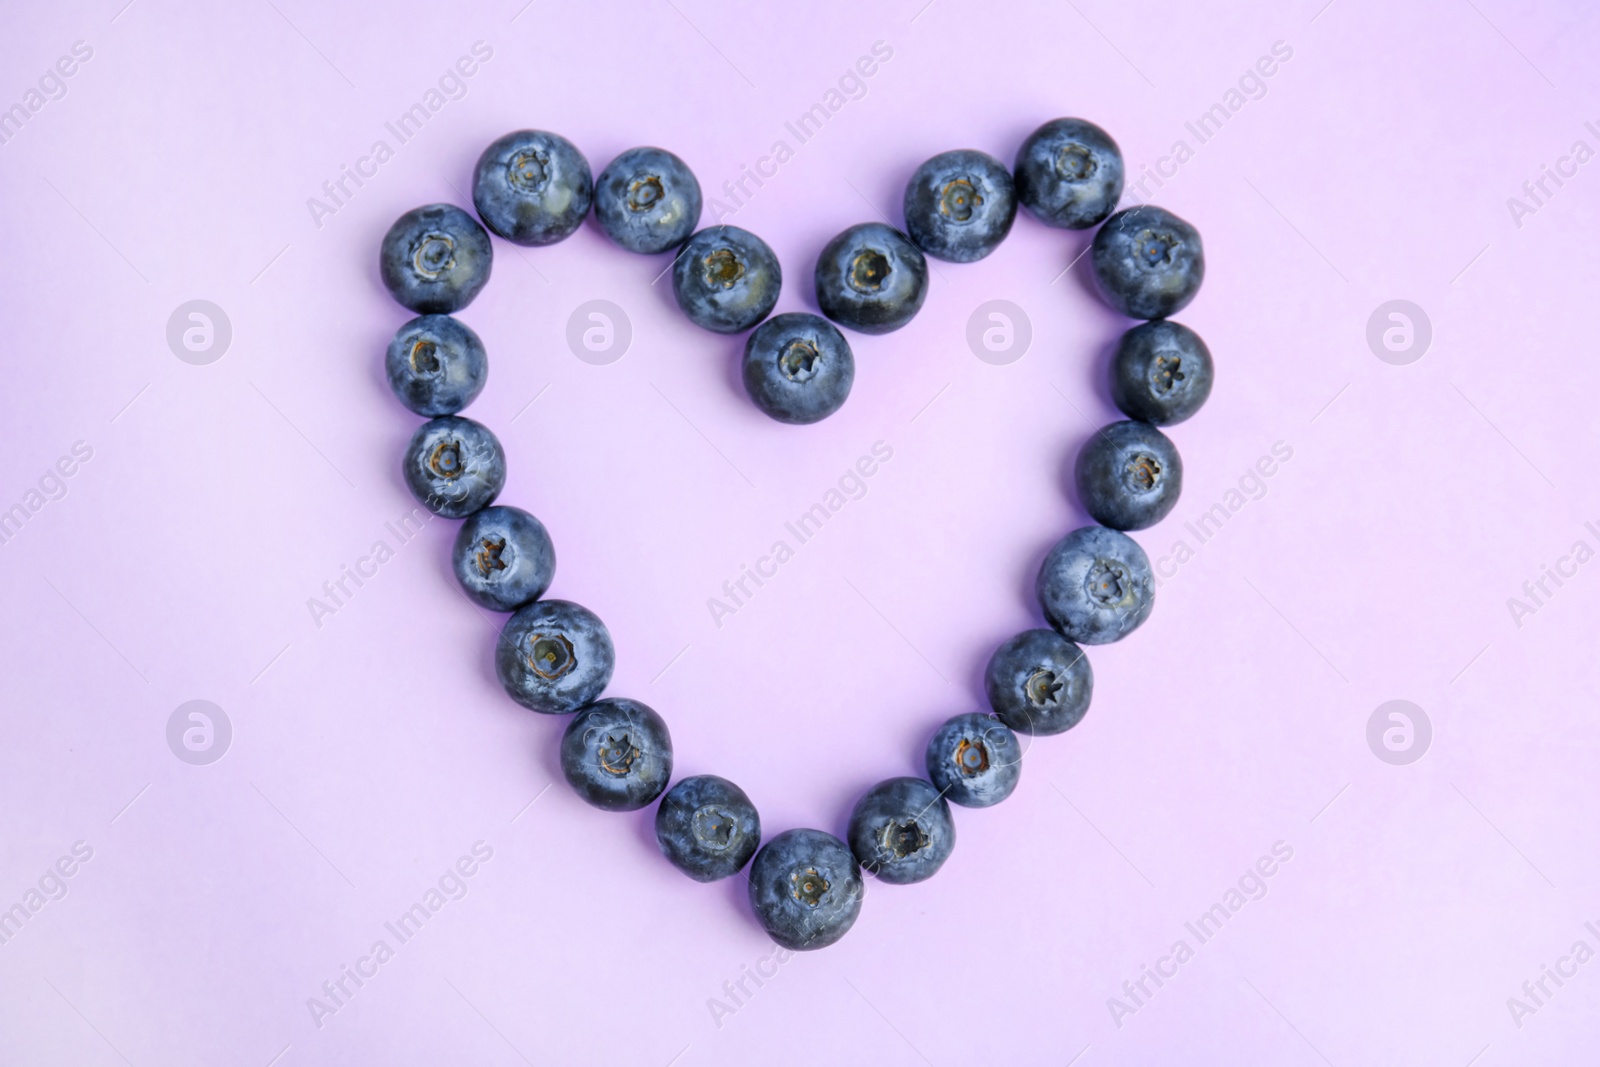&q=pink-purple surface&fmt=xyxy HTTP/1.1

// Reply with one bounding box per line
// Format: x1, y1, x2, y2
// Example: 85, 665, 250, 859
2, 0, 1598, 1063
